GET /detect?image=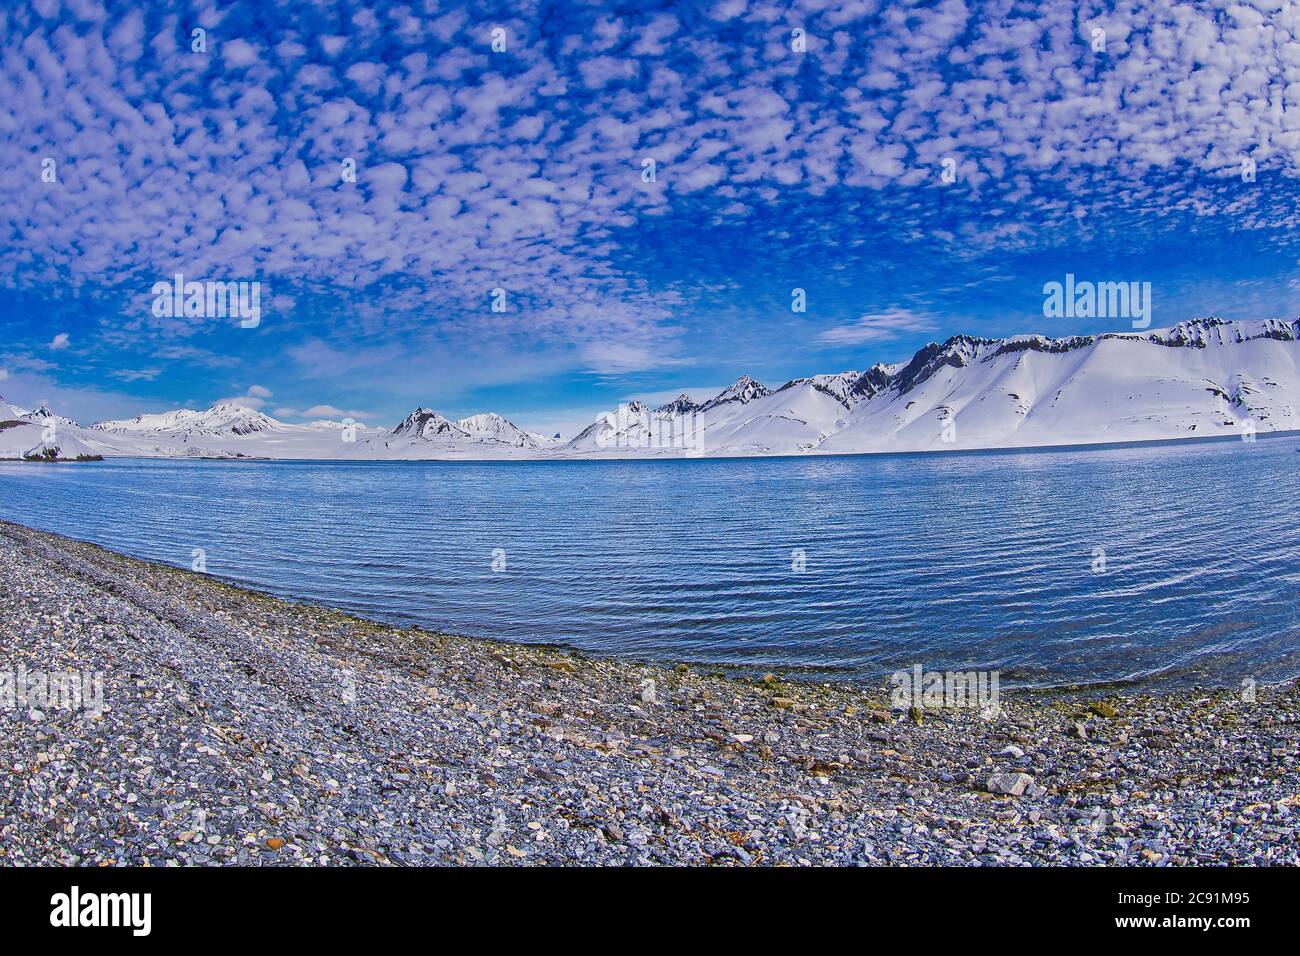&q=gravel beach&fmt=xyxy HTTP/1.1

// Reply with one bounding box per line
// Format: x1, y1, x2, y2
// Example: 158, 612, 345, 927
2, 517, 1298, 866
